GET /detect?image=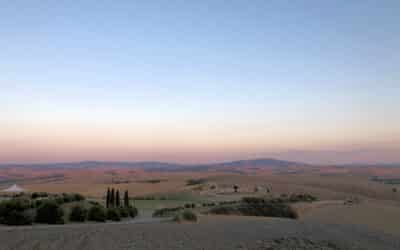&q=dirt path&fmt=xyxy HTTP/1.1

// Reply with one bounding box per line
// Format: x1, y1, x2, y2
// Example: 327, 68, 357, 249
0, 216, 398, 250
